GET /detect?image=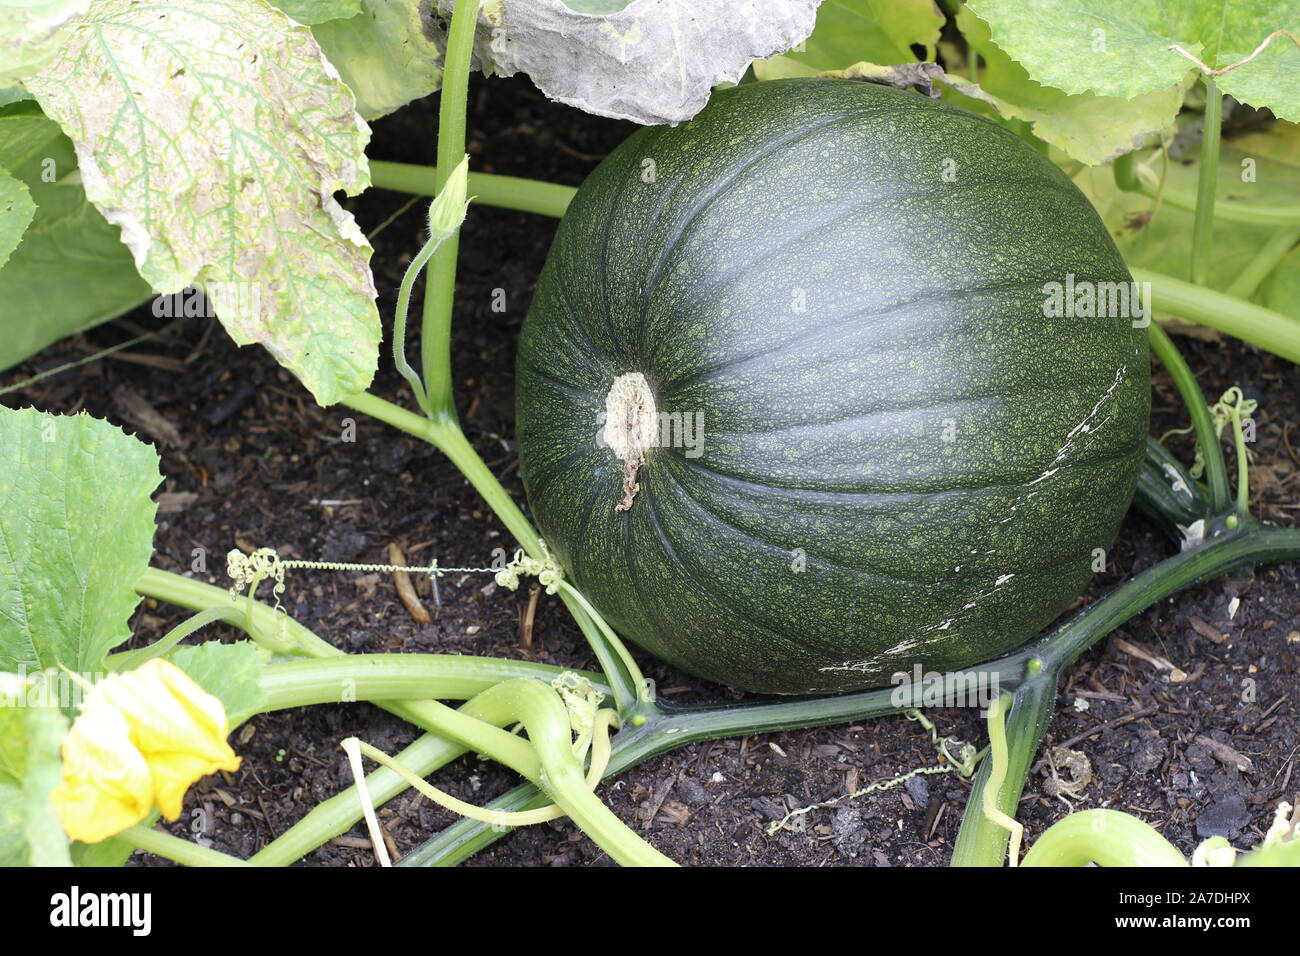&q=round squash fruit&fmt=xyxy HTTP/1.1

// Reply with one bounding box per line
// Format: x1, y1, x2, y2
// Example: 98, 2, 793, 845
516, 77, 1150, 695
